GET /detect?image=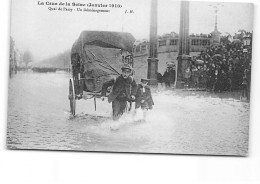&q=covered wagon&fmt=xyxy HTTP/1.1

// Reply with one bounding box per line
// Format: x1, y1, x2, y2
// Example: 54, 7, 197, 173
68, 31, 136, 115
